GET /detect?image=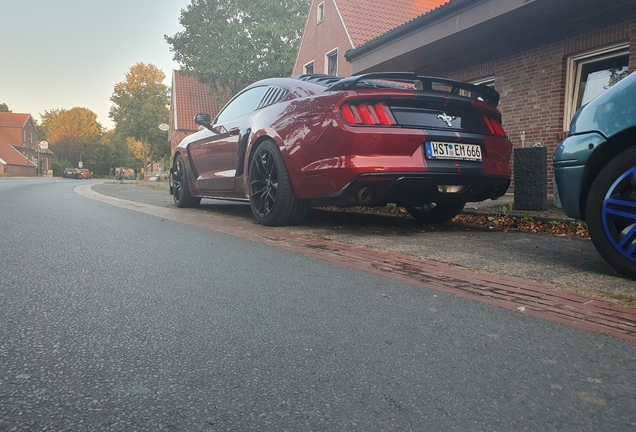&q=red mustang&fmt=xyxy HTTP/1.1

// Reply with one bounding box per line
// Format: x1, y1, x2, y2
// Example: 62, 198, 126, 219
170, 73, 512, 226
